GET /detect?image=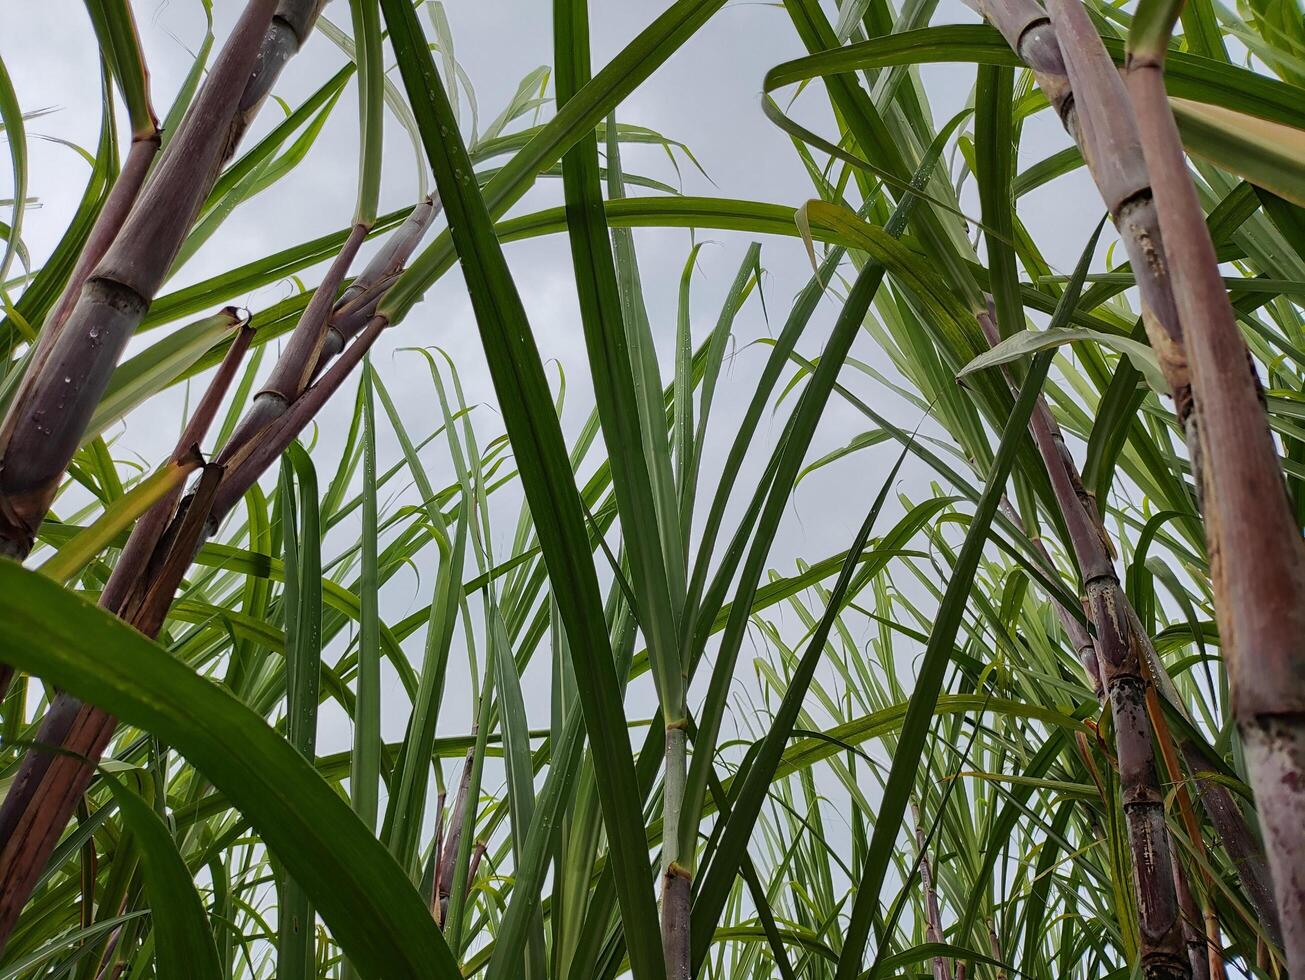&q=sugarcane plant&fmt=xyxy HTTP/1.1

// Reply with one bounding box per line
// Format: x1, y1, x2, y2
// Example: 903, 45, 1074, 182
2, 0, 1305, 977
